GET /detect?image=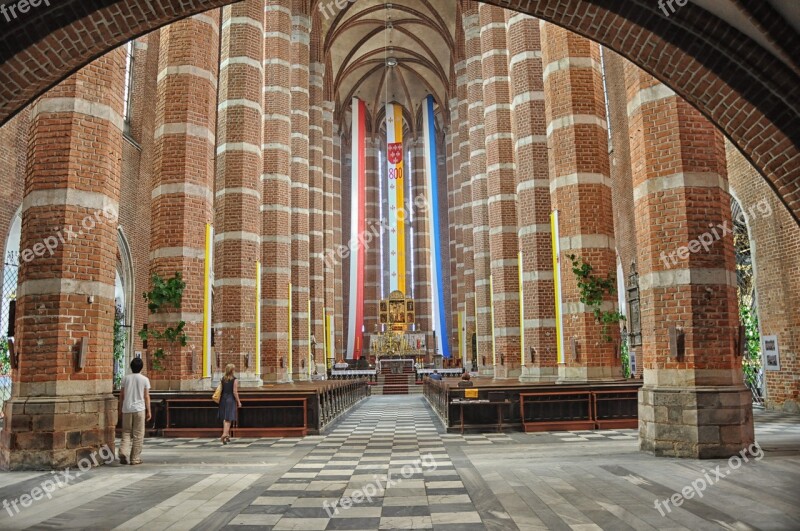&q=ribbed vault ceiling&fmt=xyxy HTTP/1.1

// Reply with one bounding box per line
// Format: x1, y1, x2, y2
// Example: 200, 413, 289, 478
323, 0, 456, 133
